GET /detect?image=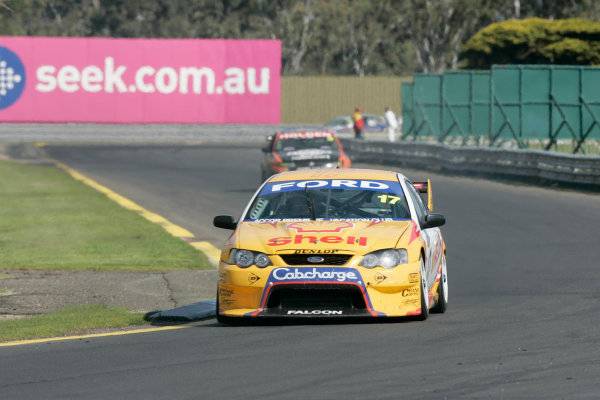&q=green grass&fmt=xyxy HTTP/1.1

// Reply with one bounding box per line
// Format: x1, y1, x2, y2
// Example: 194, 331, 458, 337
0, 160, 212, 270
525, 140, 600, 155
0, 305, 147, 342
